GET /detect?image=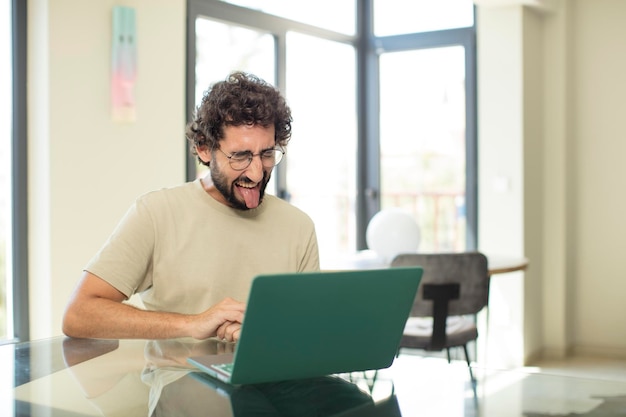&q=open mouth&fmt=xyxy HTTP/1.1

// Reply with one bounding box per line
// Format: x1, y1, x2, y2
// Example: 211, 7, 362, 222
236, 180, 261, 209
